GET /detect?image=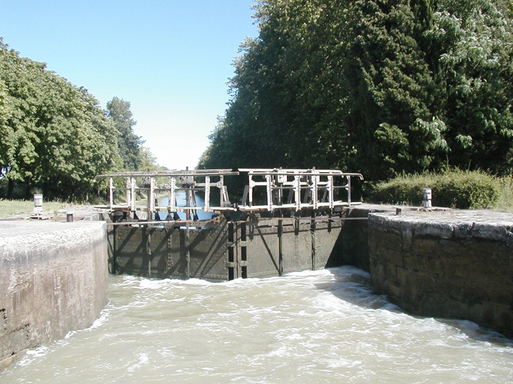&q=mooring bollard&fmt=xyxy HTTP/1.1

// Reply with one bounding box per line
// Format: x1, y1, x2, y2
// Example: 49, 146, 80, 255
422, 188, 432, 208
33, 194, 43, 216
